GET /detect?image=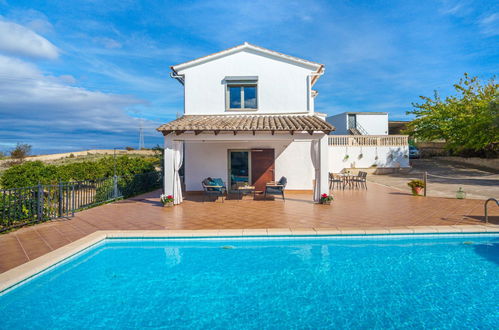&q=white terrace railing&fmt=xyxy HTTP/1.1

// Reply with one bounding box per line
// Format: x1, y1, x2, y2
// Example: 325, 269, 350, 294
328, 135, 409, 146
